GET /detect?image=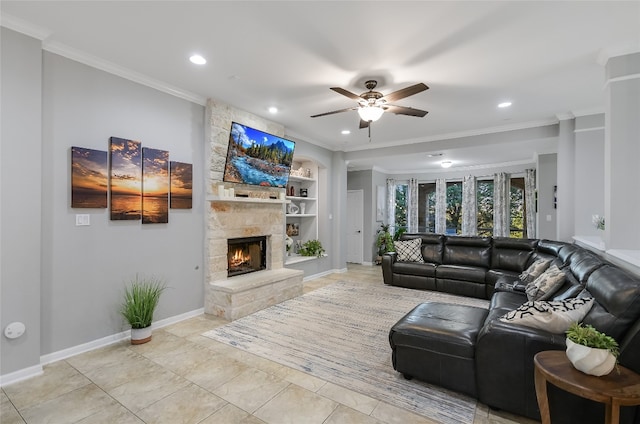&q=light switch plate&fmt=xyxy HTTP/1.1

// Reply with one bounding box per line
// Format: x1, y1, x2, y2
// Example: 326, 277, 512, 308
75, 214, 90, 226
